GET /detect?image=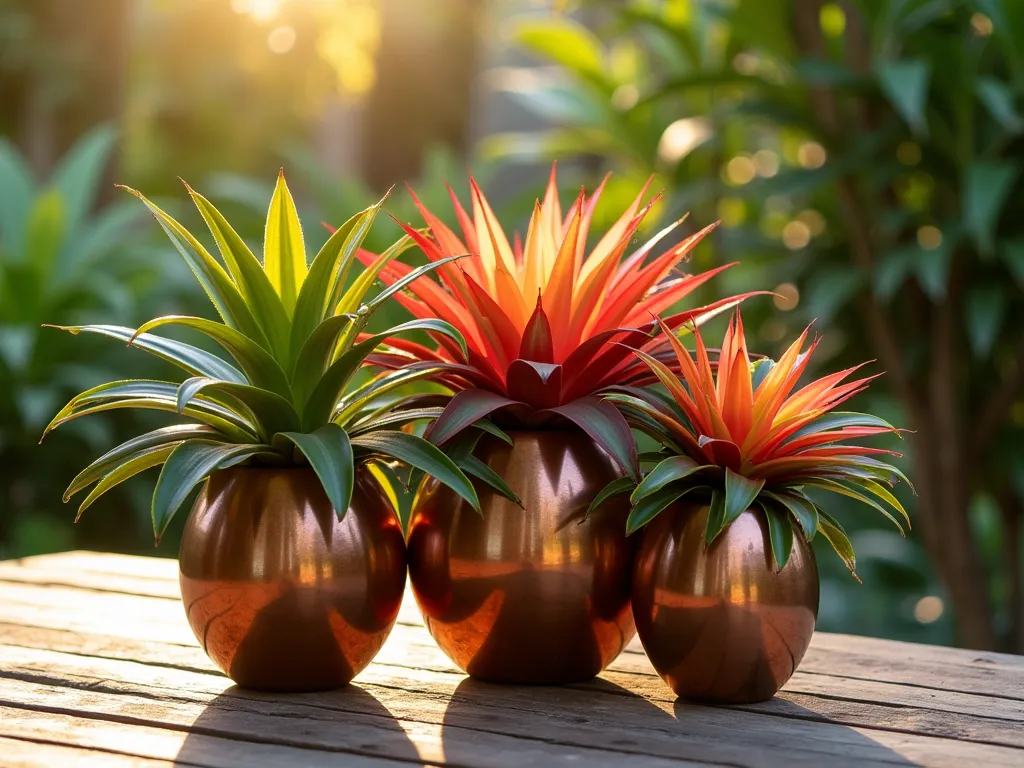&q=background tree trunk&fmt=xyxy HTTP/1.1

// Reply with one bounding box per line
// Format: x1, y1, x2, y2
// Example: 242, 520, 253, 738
362, 0, 481, 188
3, 0, 129, 181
